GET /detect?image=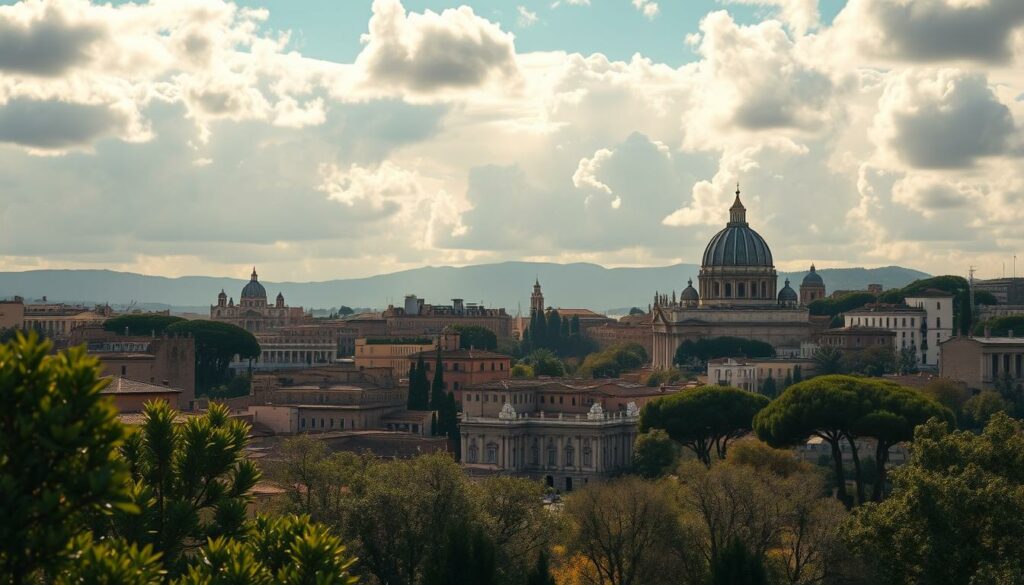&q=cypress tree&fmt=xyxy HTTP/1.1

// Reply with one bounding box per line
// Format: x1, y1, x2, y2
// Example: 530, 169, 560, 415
533, 310, 547, 350
783, 371, 793, 389
407, 363, 417, 409
547, 310, 562, 353
430, 349, 446, 410
570, 315, 581, 336
761, 376, 777, 398
792, 364, 803, 383
959, 290, 973, 335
